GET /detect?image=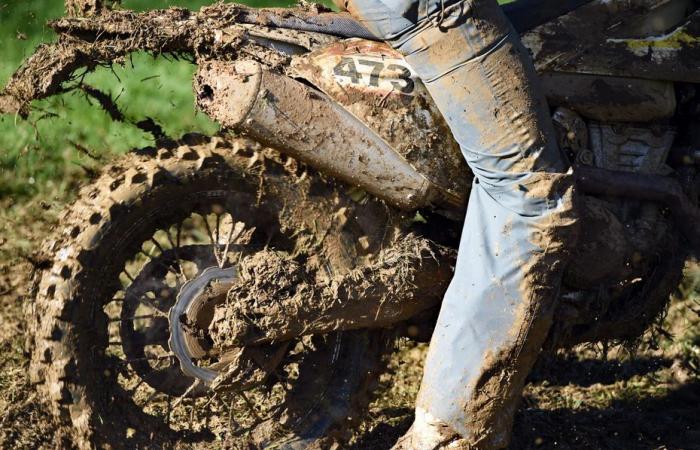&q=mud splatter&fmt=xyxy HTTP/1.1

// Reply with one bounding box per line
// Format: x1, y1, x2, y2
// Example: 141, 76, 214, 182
208, 233, 455, 352
461, 173, 579, 449
1, 3, 335, 116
